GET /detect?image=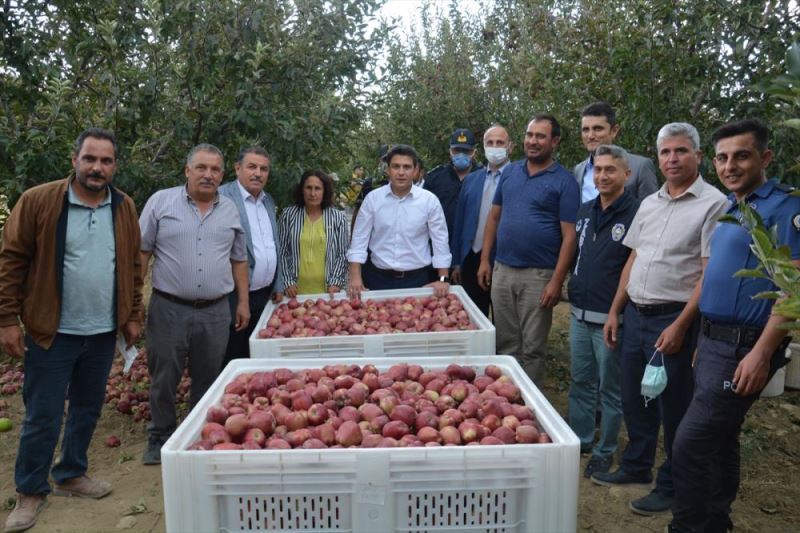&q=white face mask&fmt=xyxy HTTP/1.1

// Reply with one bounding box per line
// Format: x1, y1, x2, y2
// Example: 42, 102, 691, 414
485, 146, 508, 166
